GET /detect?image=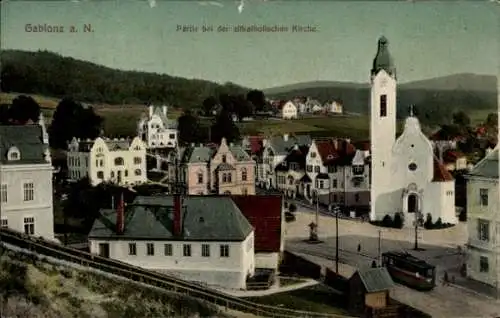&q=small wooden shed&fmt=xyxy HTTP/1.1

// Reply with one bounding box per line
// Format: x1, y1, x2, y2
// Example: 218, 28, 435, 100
348, 267, 395, 313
